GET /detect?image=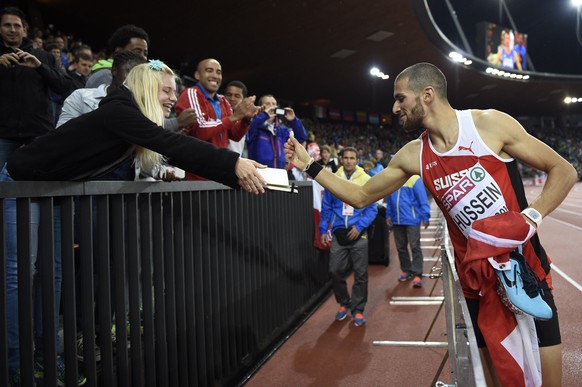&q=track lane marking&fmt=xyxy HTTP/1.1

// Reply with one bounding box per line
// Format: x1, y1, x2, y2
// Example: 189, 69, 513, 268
551, 264, 582, 293
547, 216, 582, 231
